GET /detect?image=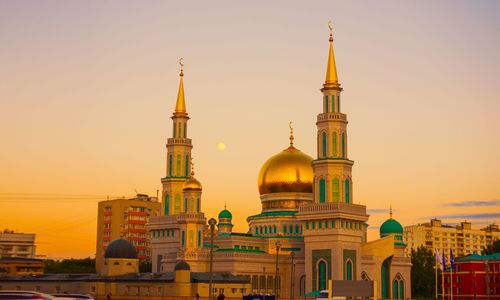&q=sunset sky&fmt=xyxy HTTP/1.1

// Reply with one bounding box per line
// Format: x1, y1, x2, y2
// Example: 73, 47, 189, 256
1, 1, 499, 259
